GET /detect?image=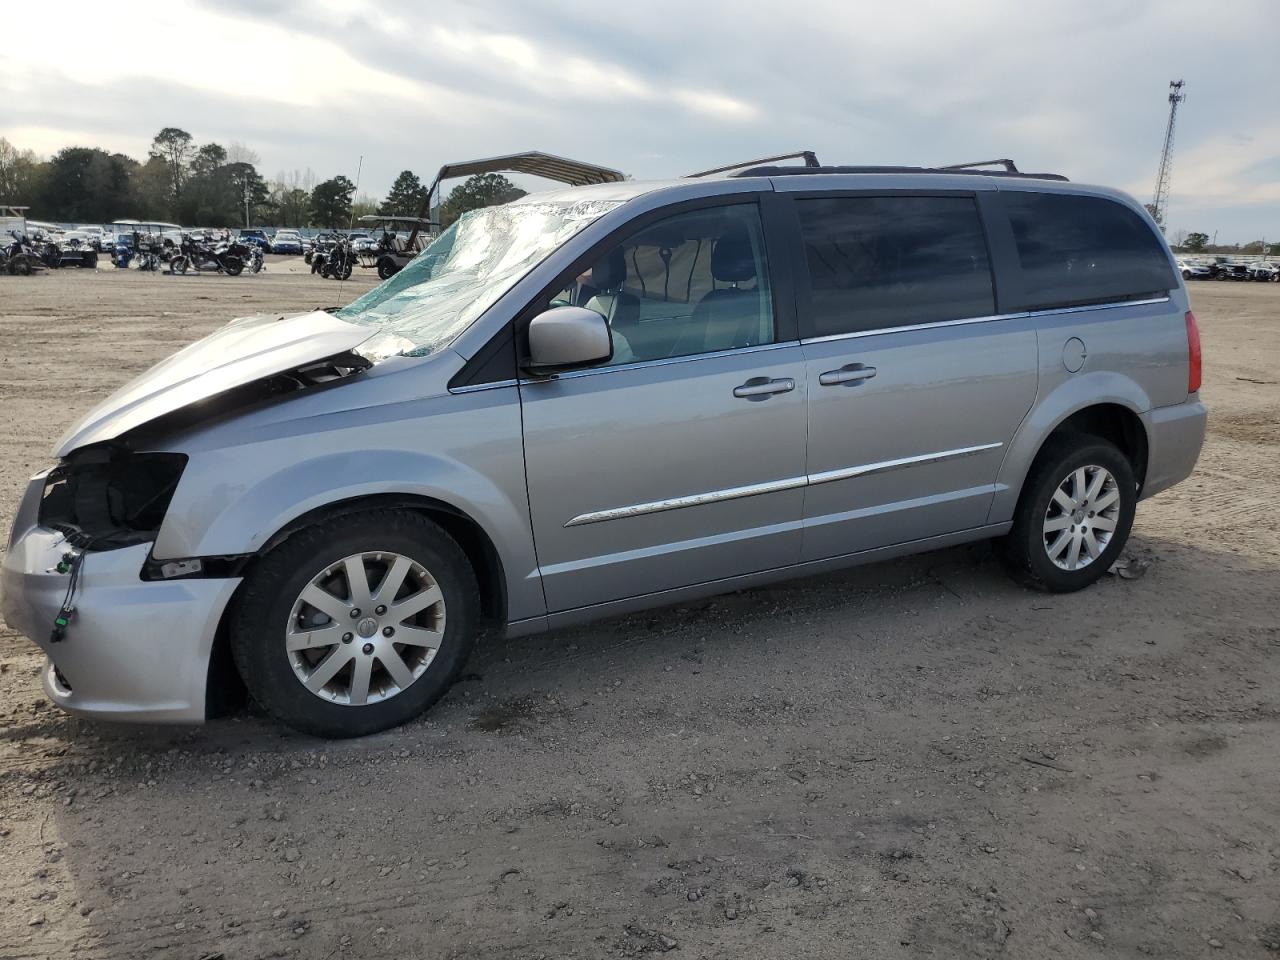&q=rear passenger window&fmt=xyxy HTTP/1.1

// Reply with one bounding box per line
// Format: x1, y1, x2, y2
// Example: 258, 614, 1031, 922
796, 196, 995, 337
1004, 192, 1176, 310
